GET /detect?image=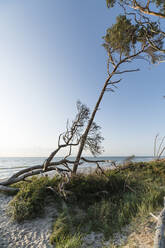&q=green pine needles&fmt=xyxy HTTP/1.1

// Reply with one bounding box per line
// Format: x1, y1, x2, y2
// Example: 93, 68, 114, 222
103, 15, 138, 56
